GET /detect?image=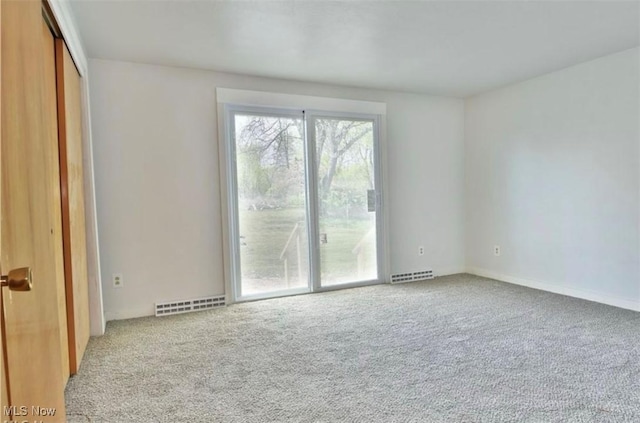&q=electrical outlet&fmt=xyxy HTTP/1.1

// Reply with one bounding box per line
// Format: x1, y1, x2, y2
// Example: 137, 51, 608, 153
494, 245, 501, 256
113, 273, 123, 288
418, 246, 425, 256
